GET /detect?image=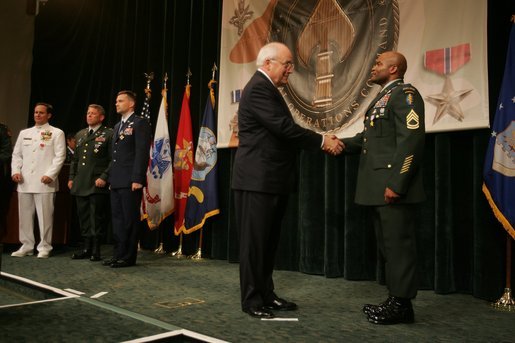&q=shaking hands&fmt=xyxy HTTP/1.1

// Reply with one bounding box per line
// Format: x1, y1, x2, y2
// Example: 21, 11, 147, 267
322, 135, 345, 156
